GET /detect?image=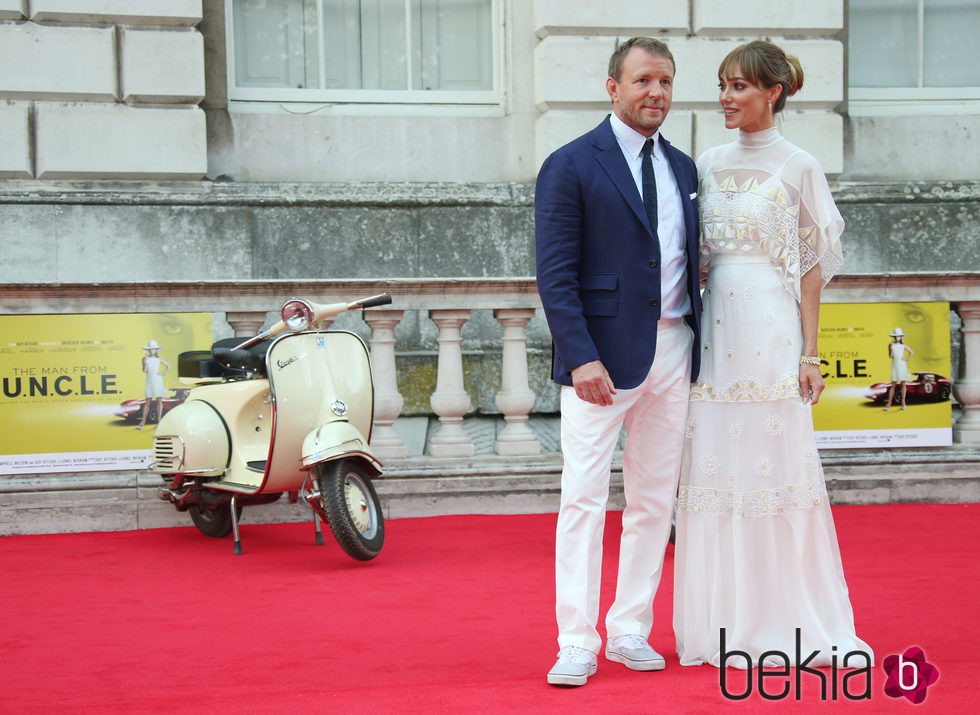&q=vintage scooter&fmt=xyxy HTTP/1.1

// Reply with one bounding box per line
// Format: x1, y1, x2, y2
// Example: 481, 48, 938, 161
150, 293, 392, 560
